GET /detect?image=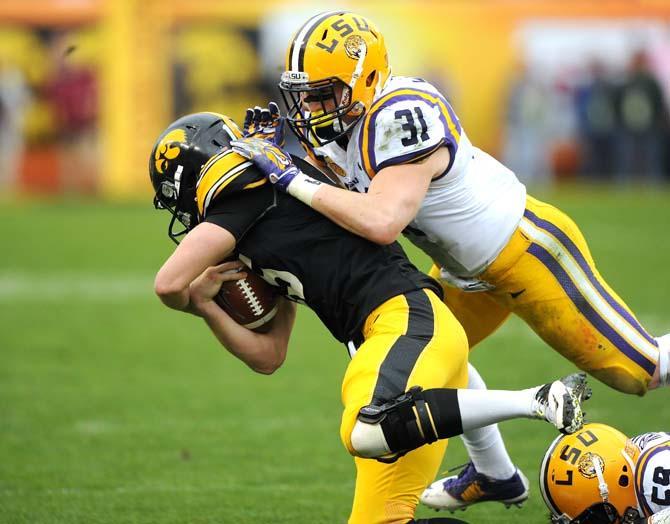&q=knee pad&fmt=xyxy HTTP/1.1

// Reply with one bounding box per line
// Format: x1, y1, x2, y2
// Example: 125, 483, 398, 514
351, 386, 439, 463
